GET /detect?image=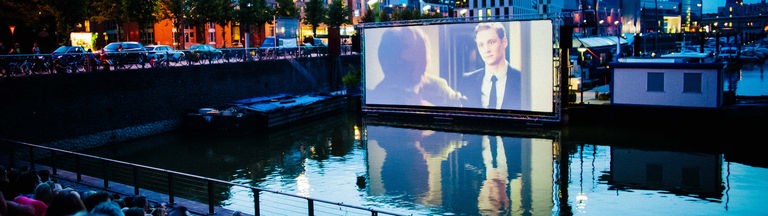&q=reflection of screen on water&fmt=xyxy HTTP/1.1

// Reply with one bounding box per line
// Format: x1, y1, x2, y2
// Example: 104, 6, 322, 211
363, 19, 554, 113
364, 125, 555, 215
